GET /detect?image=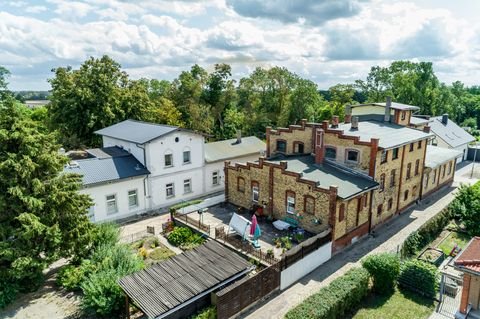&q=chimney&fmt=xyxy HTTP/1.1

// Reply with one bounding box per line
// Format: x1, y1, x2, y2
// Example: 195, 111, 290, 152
314, 128, 325, 164
300, 119, 307, 127
351, 116, 359, 130
236, 129, 242, 144
423, 125, 431, 133
385, 96, 392, 122
345, 105, 352, 124
266, 127, 272, 157
442, 114, 448, 125
331, 115, 339, 128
